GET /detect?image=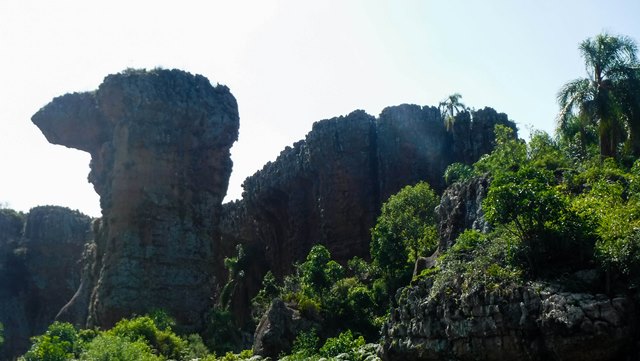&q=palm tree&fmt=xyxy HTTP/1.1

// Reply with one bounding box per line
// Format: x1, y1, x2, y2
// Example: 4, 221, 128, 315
557, 33, 639, 158
439, 93, 468, 130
